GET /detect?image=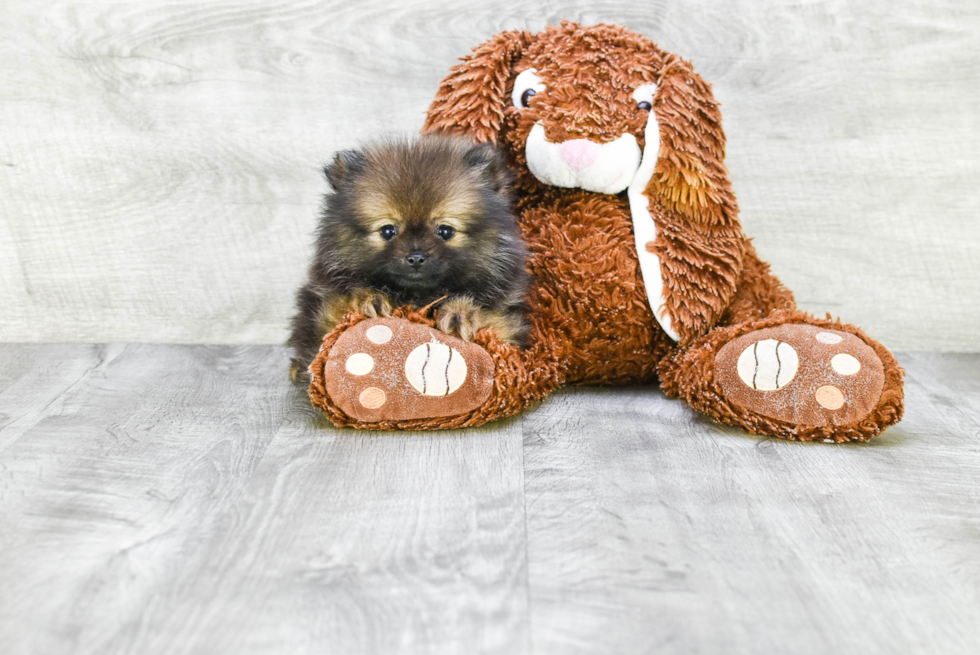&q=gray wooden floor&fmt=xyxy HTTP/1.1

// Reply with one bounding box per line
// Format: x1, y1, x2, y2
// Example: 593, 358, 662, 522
1, 345, 978, 654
